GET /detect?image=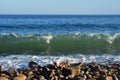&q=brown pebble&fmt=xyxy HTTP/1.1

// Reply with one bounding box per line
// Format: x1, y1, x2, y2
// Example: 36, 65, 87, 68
13, 74, 27, 80
59, 62, 66, 67
0, 77, 9, 80
95, 71, 100, 77
49, 70, 55, 77
53, 62, 59, 67
106, 76, 113, 80
27, 71, 34, 79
